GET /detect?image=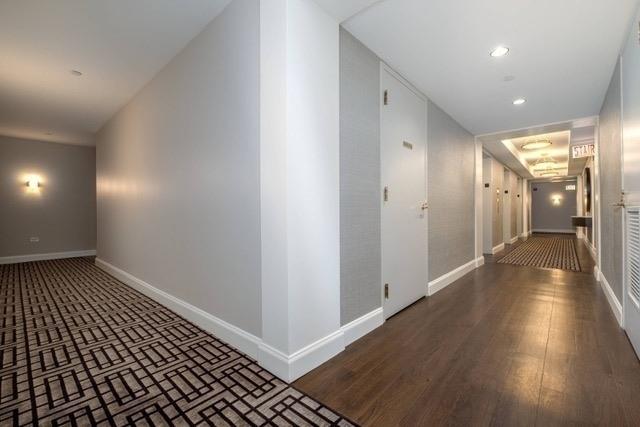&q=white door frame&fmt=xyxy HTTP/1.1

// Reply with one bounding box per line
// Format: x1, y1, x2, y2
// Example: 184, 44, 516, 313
379, 62, 429, 312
